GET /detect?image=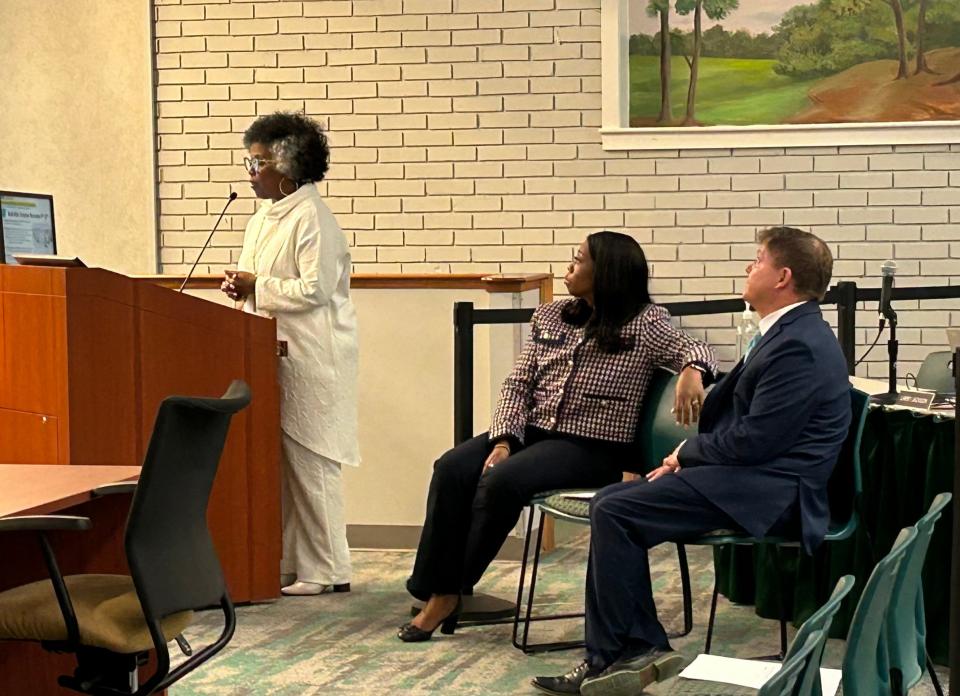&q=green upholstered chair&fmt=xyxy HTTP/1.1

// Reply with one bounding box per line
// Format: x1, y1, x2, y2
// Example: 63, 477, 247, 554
0, 381, 250, 696
692, 388, 870, 659
841, 526, 917, 696
915, 351, 955, 393
512, 368, 694, 653
886, 492, 951, 696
